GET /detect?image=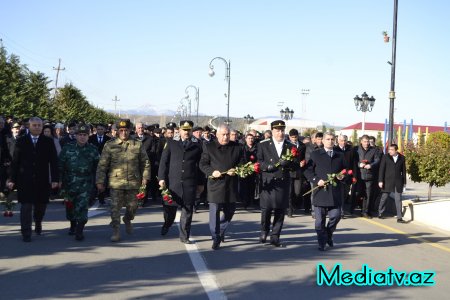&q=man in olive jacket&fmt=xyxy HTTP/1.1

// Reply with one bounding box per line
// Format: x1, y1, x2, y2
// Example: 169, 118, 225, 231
199, 124, 245, 250
96, 119, 150, 242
